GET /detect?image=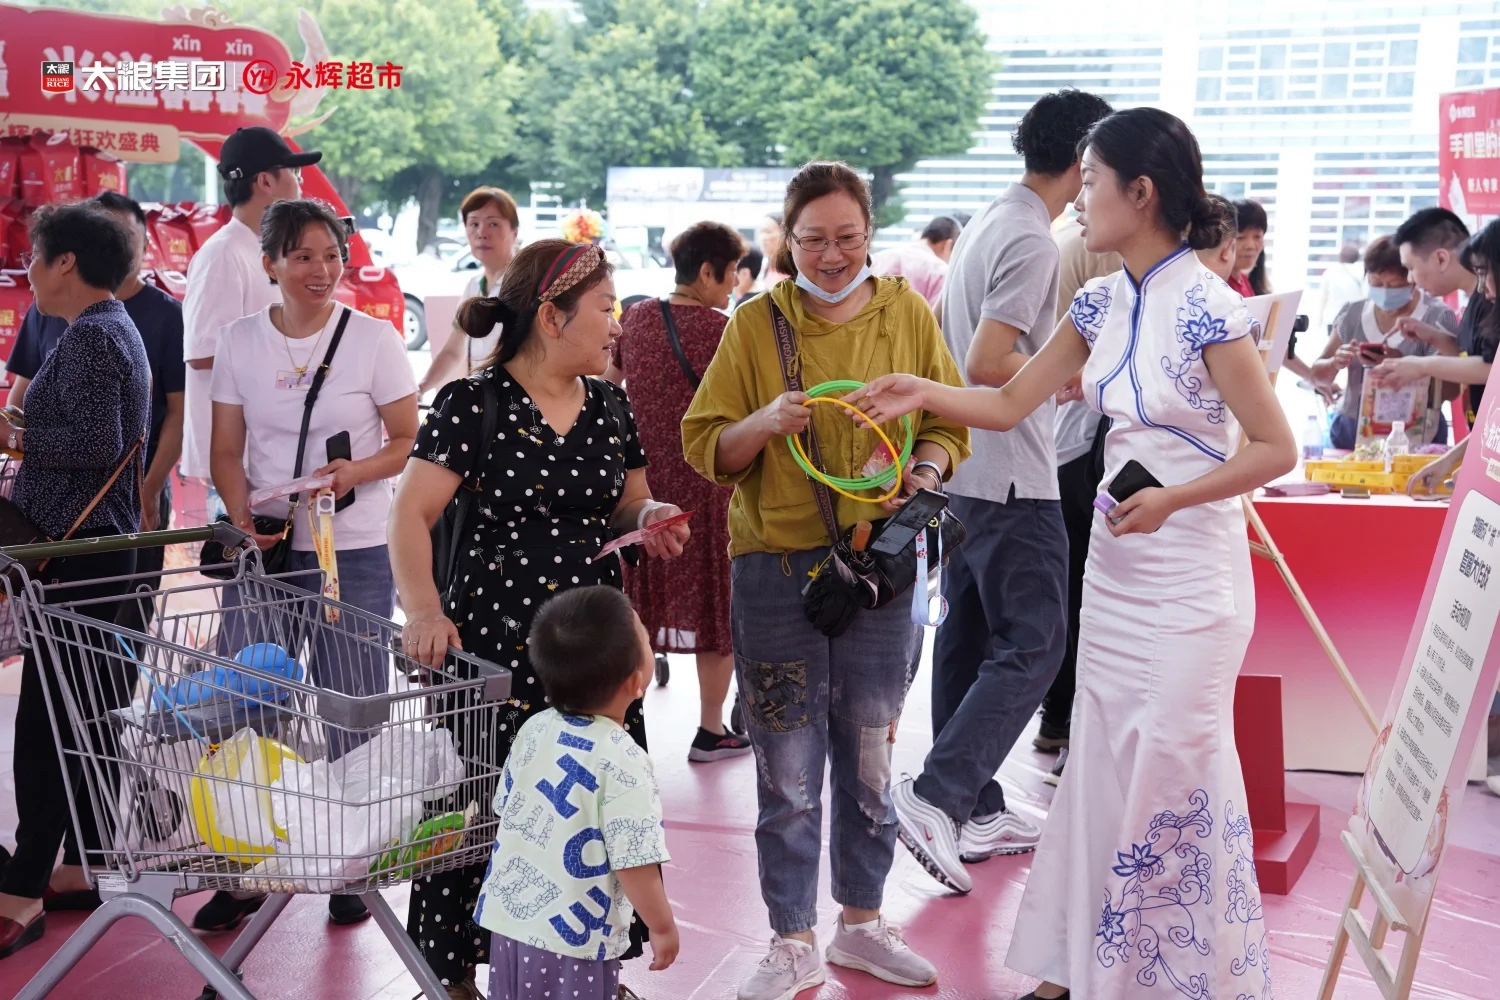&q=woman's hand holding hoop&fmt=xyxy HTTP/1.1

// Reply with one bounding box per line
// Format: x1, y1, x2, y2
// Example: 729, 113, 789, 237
761, 392, 813, 436
844, 375, 929, 425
